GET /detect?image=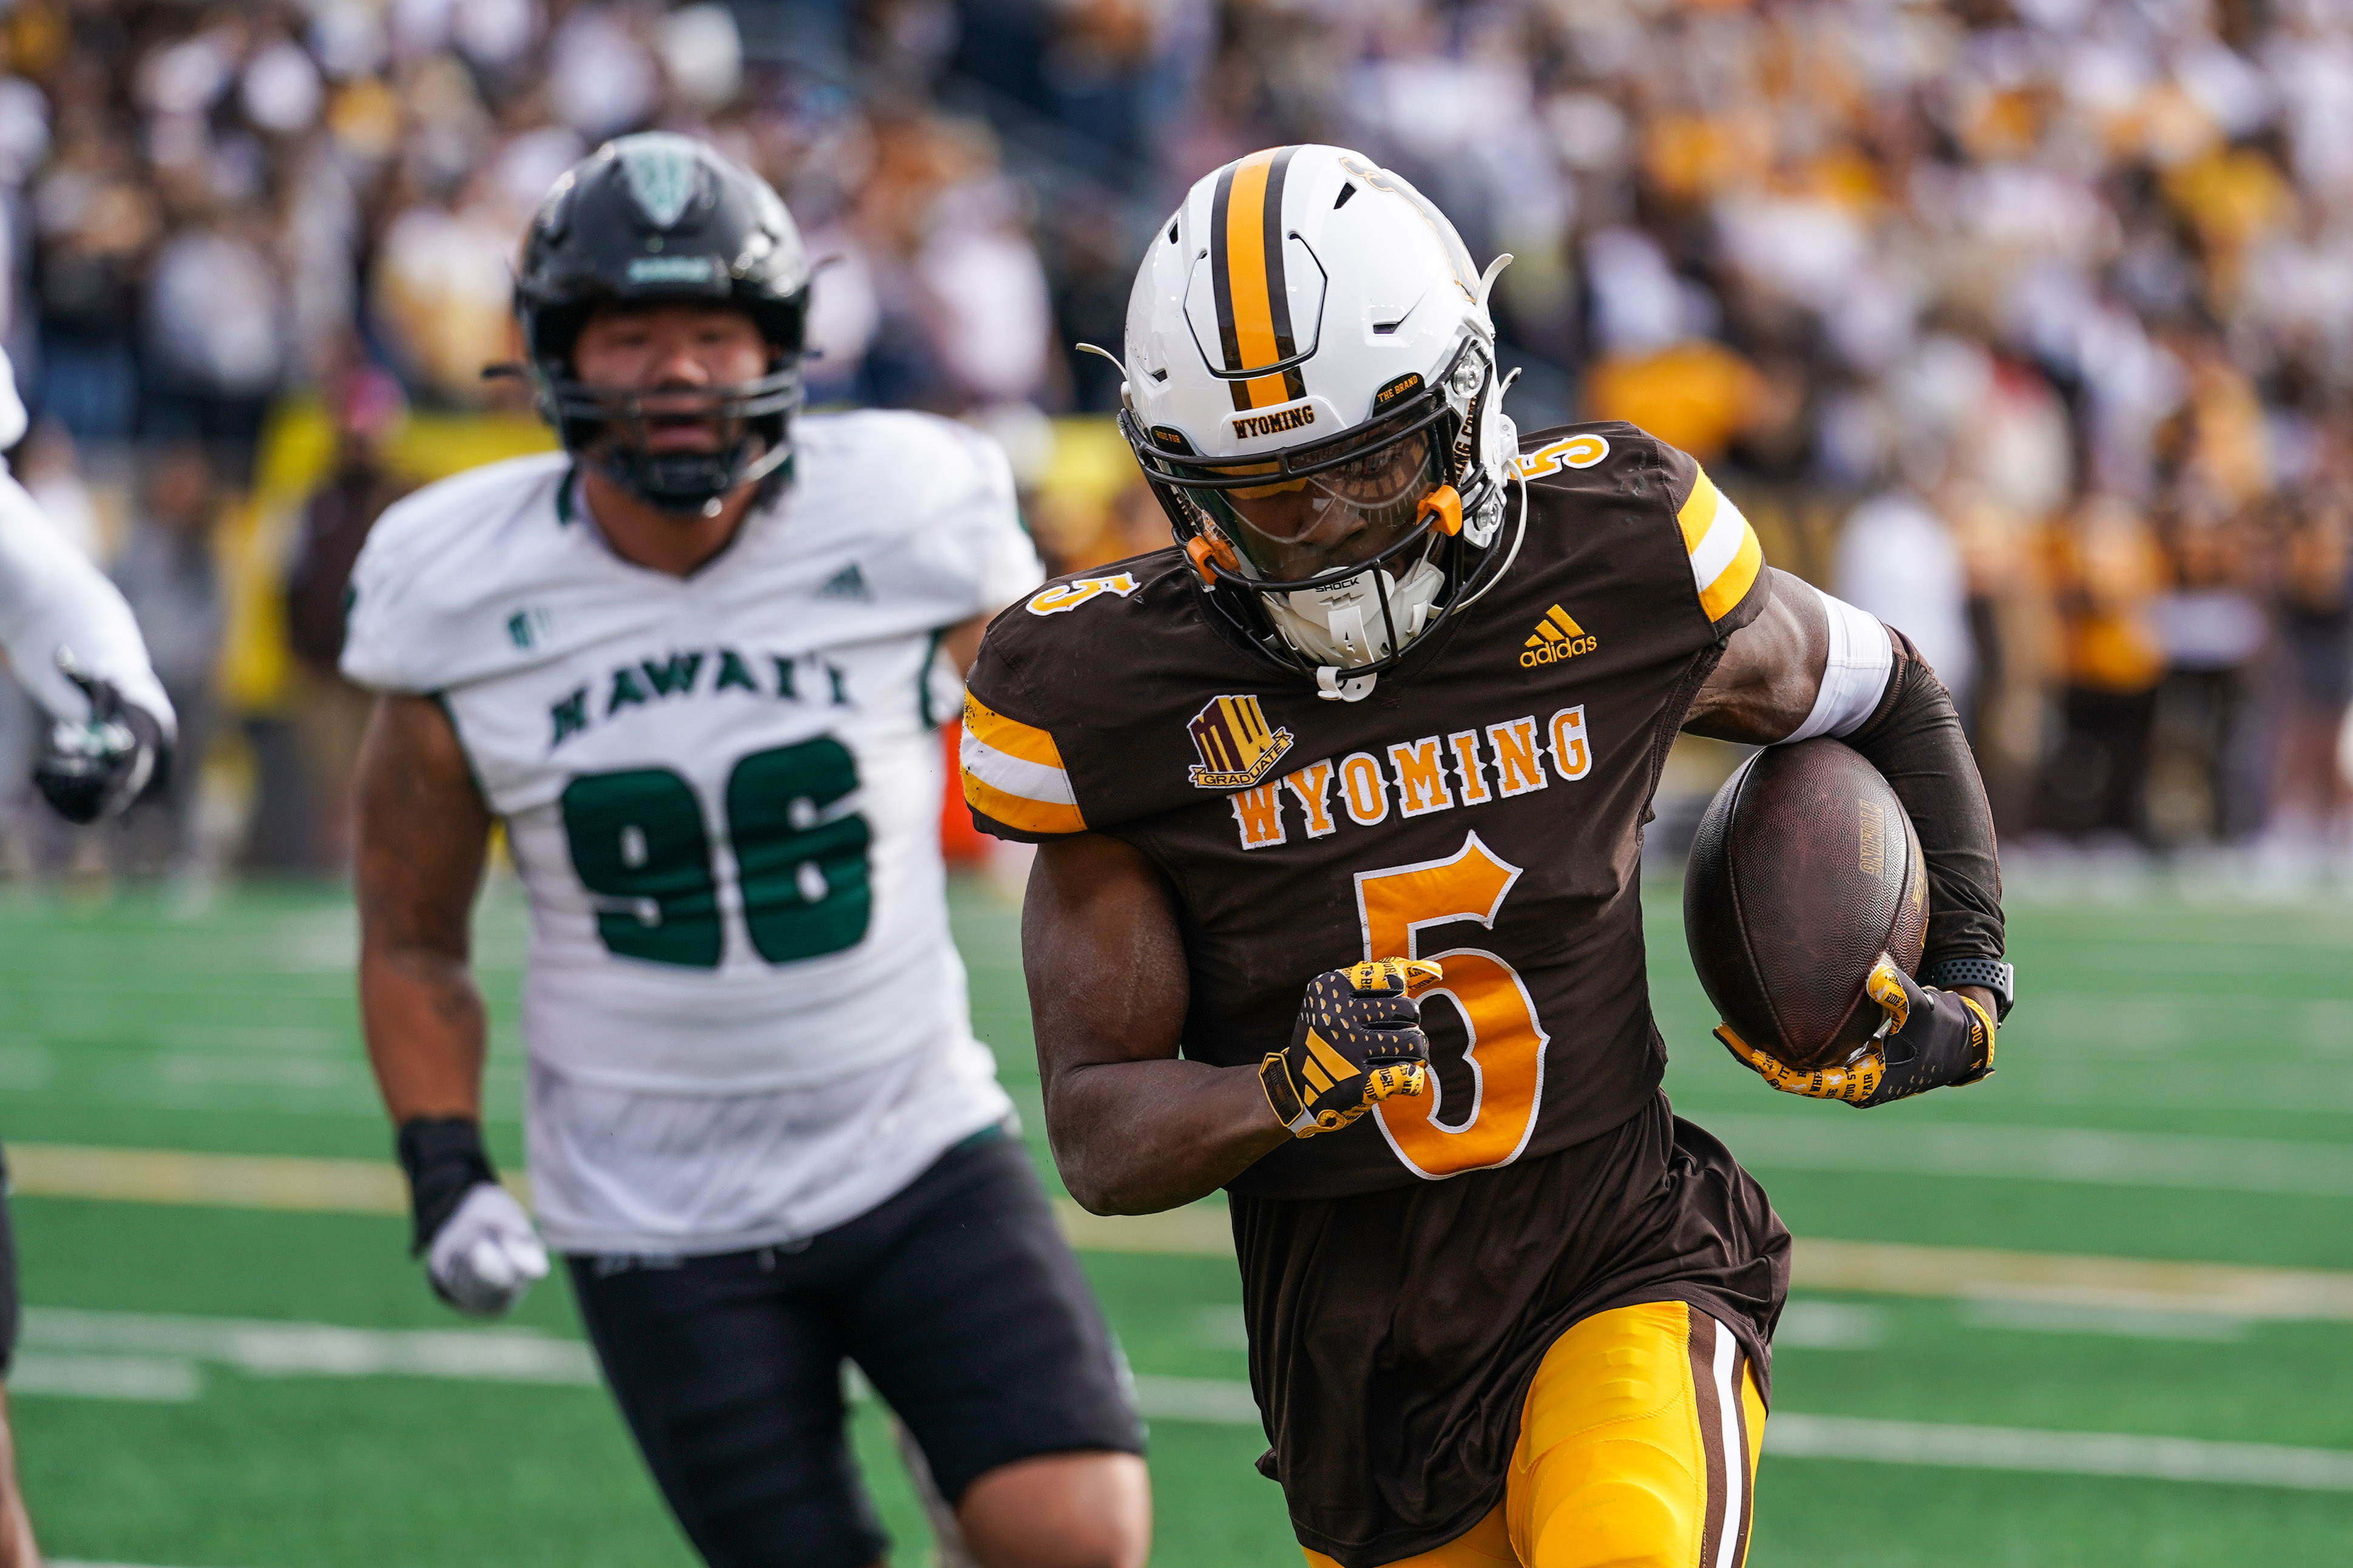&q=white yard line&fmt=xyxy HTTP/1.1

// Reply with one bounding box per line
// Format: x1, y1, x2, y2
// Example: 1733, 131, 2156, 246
8, 1353, 202, 1402
1698, 1112, 2353, 1197
19, 1307, 2353, 1493
1765, 1414, 2353, 1492
20, 1308, 598, 1386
